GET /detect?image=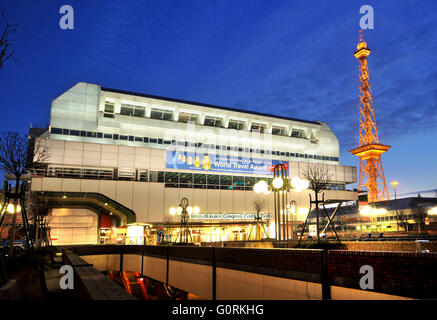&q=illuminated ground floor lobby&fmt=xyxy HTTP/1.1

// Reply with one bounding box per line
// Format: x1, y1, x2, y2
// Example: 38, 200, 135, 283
99, 220, 283, 246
